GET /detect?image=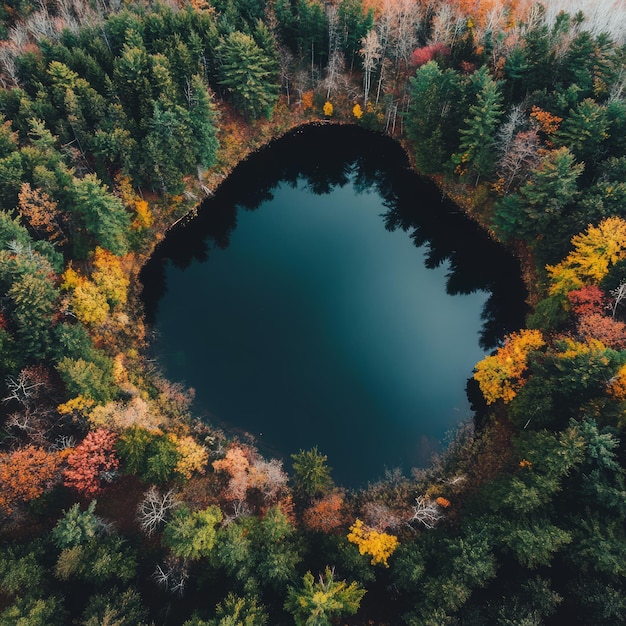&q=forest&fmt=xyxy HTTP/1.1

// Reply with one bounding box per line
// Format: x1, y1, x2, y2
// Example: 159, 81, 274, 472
0, 0, 625, 623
